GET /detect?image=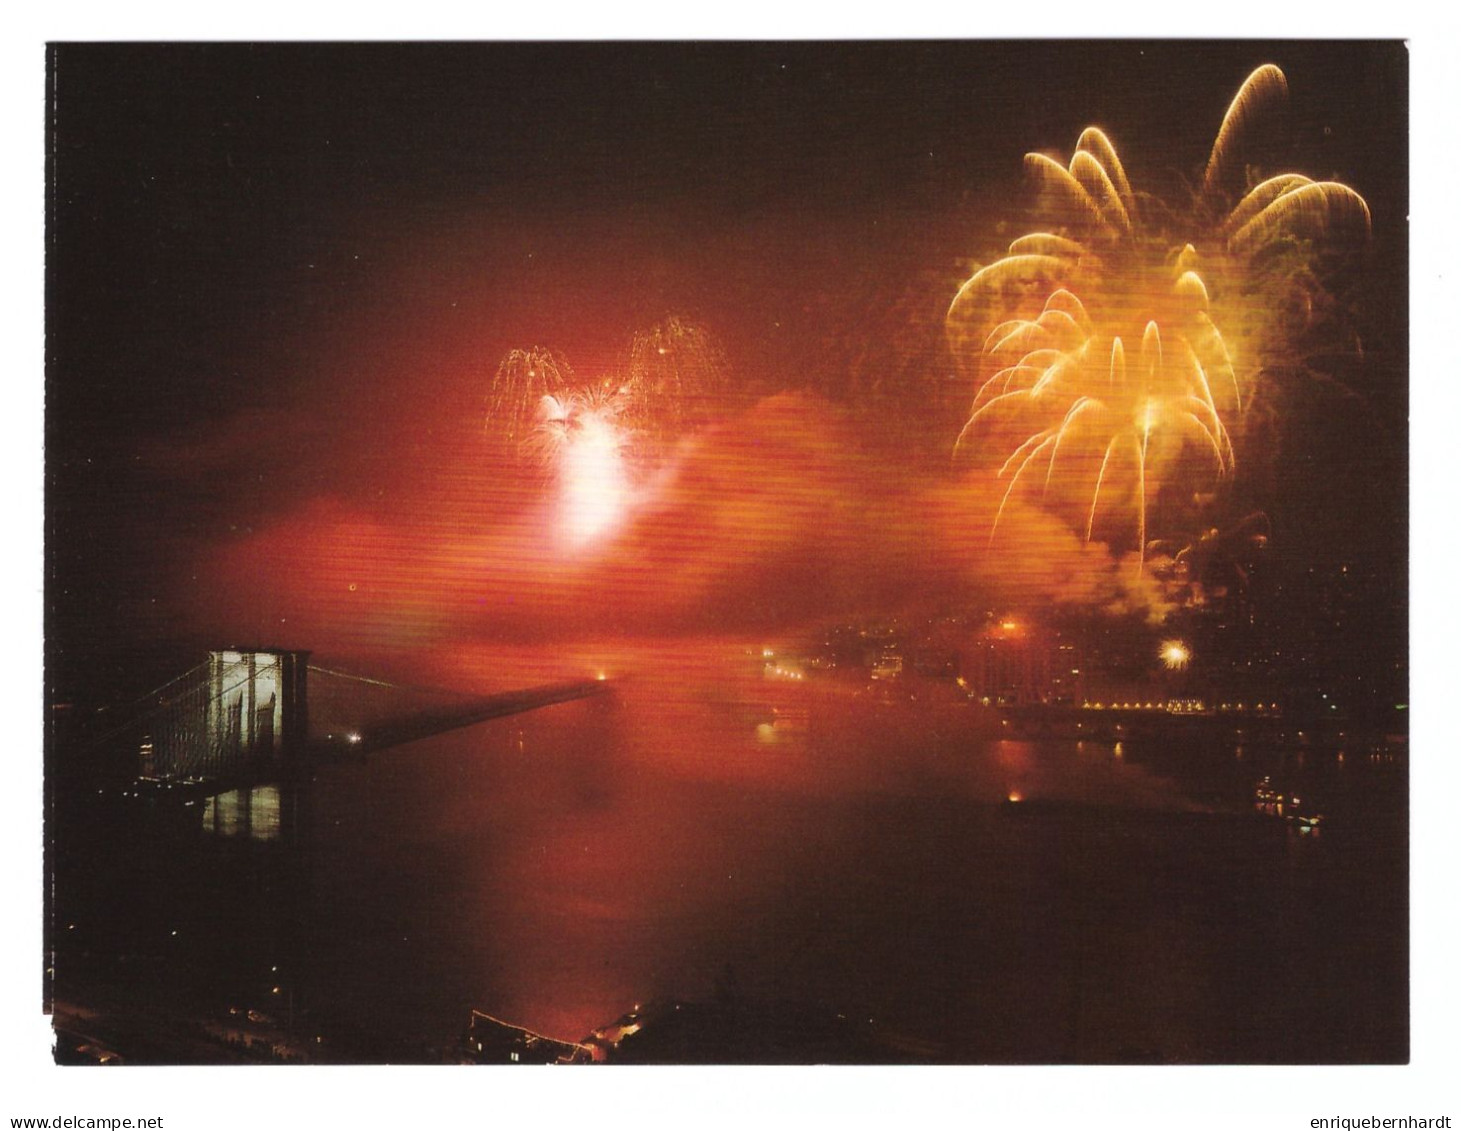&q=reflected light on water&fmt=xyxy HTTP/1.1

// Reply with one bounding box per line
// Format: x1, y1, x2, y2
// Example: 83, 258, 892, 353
202, 785, 281, 841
